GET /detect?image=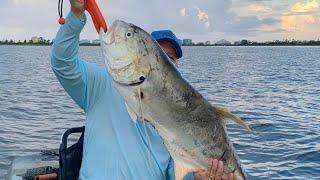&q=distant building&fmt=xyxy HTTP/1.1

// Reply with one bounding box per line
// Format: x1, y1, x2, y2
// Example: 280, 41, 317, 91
31, 37, 41, 43
31, 36, 46, 43
39, 37, 45, 43
248, 41, 256, 45
183, 39, 193, 45
234, 41, 241, 45
205, 41, 211, 45
215, 39, 231, 46
241, 40, 248, 45
197, 42, 204, 46
92, 39, 100, 45
79, 39, 91, 45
